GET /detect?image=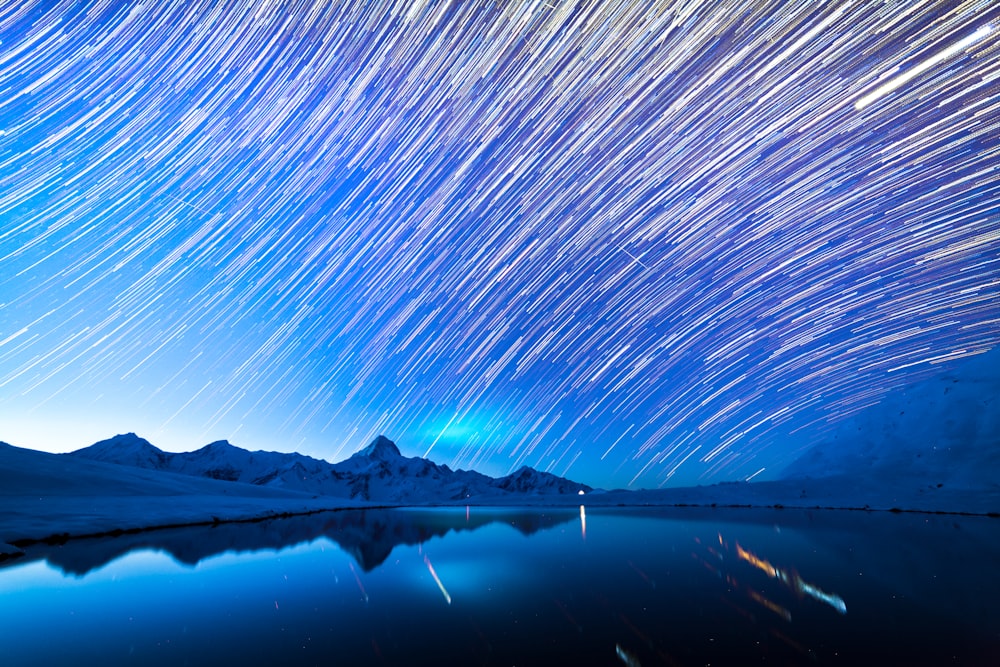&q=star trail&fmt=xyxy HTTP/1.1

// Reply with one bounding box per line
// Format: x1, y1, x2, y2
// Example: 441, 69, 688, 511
1, 1, 998, 488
